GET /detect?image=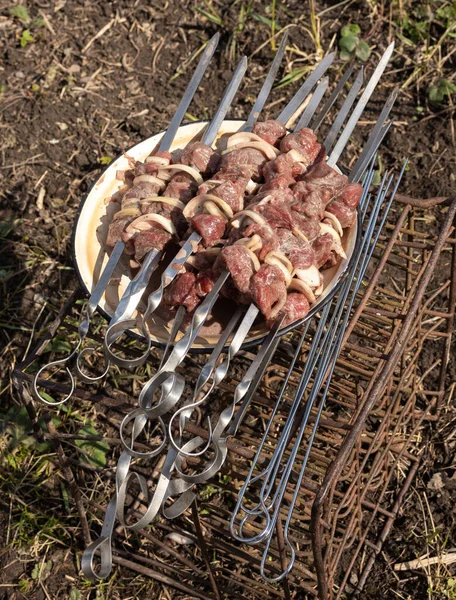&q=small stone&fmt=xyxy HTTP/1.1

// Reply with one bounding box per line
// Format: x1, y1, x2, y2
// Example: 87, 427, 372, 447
56, 122, 68, 131
427, 472, 445, 491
